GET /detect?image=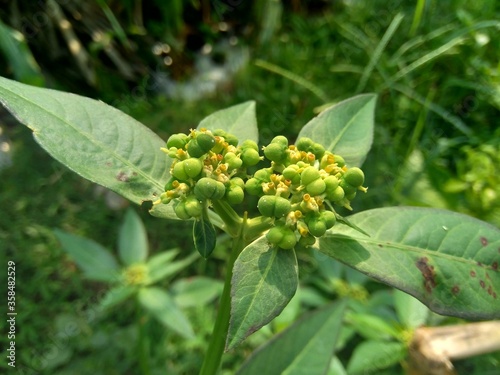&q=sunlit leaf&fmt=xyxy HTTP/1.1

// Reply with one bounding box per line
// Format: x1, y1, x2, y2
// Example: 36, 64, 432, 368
319, 207, 500, 319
